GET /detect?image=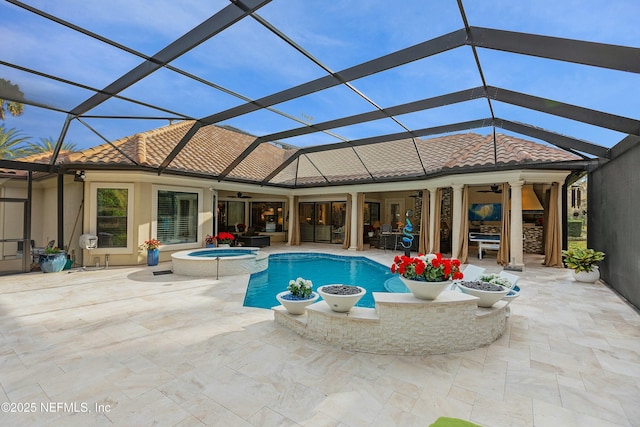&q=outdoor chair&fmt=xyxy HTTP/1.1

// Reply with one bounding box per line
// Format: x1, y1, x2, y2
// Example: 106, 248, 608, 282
461, 264, 486, 282
498, 271, 521, 291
